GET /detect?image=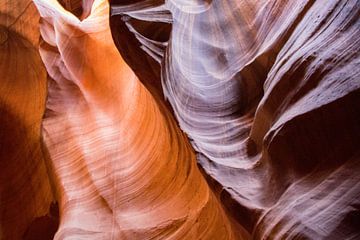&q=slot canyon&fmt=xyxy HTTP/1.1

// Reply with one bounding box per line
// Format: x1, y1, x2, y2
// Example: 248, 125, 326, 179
0, 0, 359, 239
